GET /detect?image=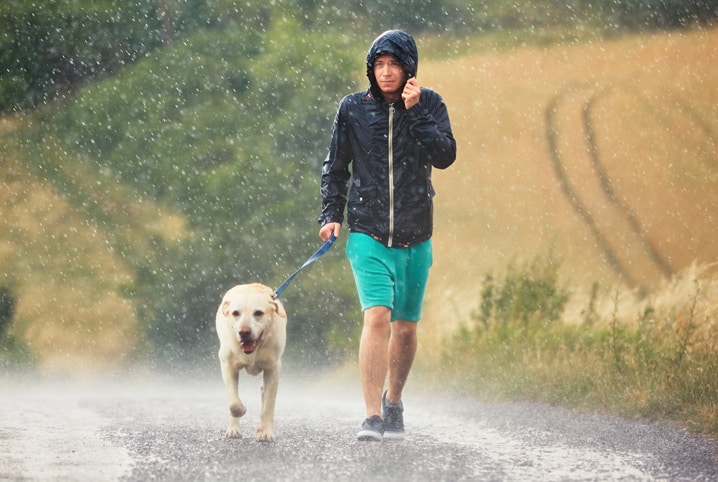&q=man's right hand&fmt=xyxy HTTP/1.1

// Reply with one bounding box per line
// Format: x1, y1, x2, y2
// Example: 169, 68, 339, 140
320, 222, 341, 242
